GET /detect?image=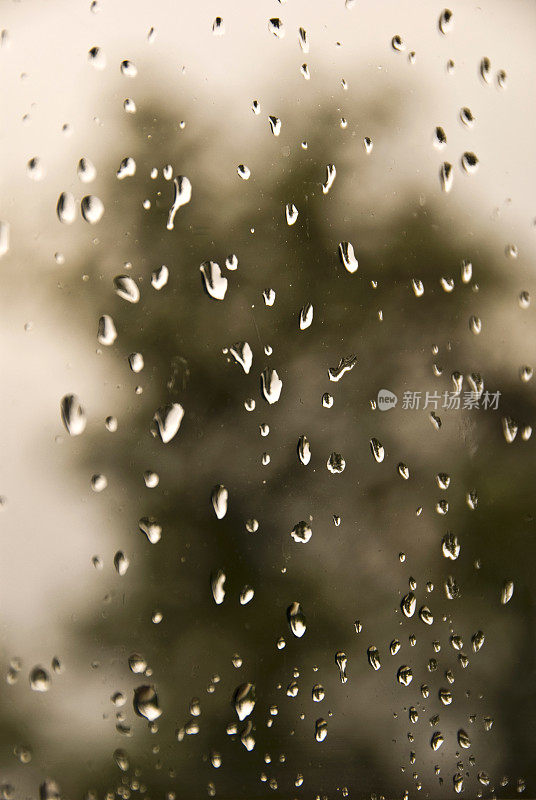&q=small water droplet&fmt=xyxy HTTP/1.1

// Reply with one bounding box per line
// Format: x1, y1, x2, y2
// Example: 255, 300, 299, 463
391, 35, 405, 52
261, 368, 282, 404
60, 394, 86, 436
480, 56, 491, 84
287, 601, 306, 637
286, 203, 298, 225
315, 718, 328, 742
335, 651, 348, 683
120, 60, 137, 77
370, 437, 384, 463
268, 18, 284, 38
439, 162, 453, 192
501, 579, 514, 605
327, 452, 345, 473
212, 17, 224, 35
